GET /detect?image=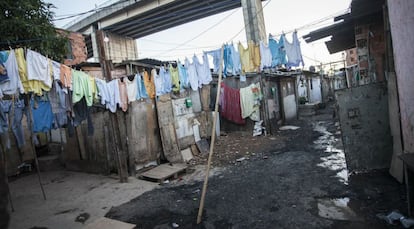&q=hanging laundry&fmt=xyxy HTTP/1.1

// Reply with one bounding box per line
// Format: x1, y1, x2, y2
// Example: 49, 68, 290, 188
240, 82, 262, 121
220, 83, 245, 125
224, 43, 242, 76
31, 96, 54, 133
269, 35, 288, 67
0, 98, 25, 148
89, 75, 99, 102
177, 61, 189, 90
107, 79, 121, 113
124, 76, 137, 103
0, 60, 9, 84
60, 64, 72, 90
95, 78, 111, 106
136, 72, 148, 100
259, 41, 273, 71
223, 44, 233, 76
72, 69, 94, 106
72, 97, 94, 136
15, 48, 49, 95
230, 43, 241, 75
49, 81, 67, 128
118, 78, 128, 112
142, 70, 155, 99
185, 57, 199, 91
194, 53, 212, 86
160, 66, 172, 93
169, 64, 180, 93
153, 68, 164, 96
51, 60, 61, 81
205, 49, 222, 74
0, 50, 24, 97
238, 41, 260, 74
283, 32, 304, 68
26, 50, 53, 88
